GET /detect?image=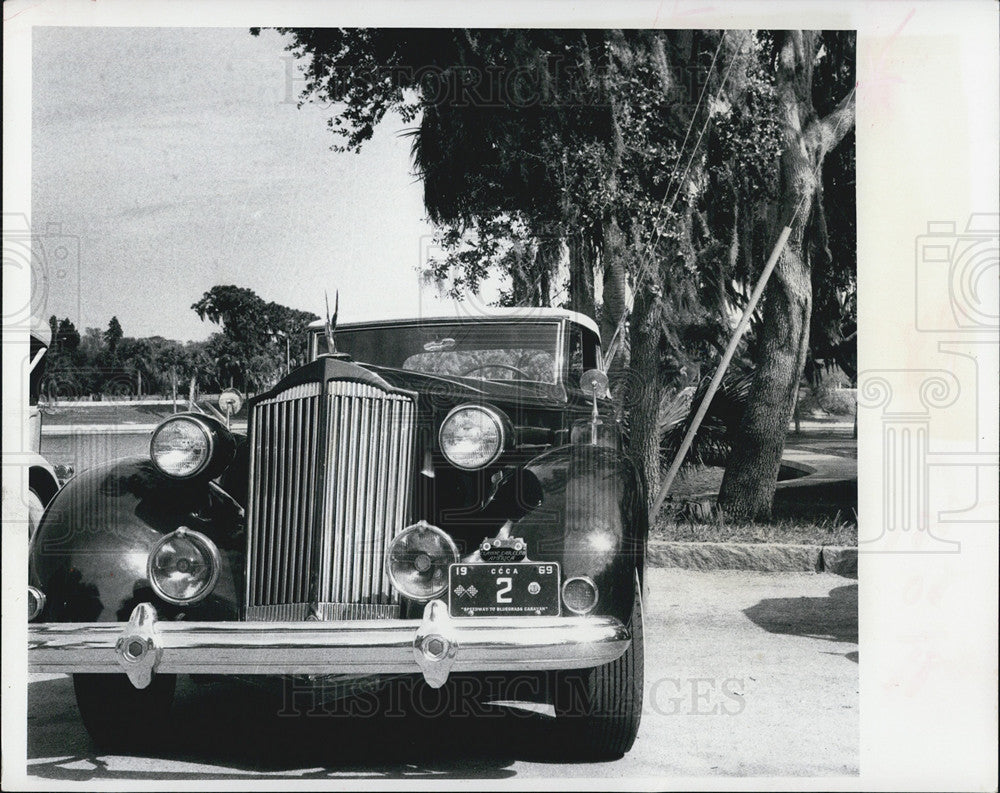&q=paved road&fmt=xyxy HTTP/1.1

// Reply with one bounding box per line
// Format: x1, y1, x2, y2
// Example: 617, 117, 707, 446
26, 569, 858, 781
